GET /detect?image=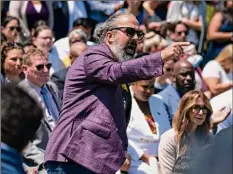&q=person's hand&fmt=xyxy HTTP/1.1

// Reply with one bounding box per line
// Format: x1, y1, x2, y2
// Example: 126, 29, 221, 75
212, 106, 231, 125
120, 154, 131, 172
140, 153, 152, 165
161, 42, 190, 62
